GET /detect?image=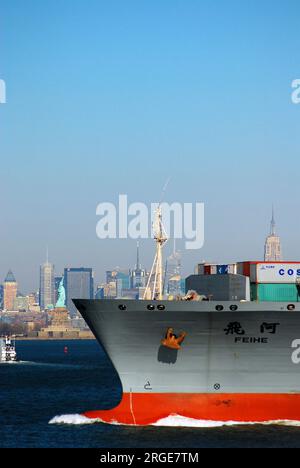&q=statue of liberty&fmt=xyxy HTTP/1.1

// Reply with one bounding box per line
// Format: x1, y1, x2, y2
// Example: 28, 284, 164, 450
56, 277, 66, 308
